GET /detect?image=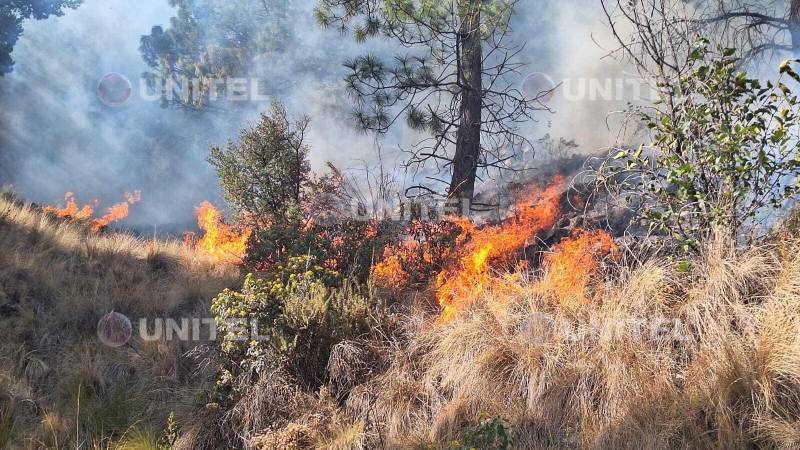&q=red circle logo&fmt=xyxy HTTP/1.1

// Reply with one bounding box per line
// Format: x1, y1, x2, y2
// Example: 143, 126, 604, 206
97, 73, 132, 107
97, 312, 133, 347
522, 72, 556, 105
